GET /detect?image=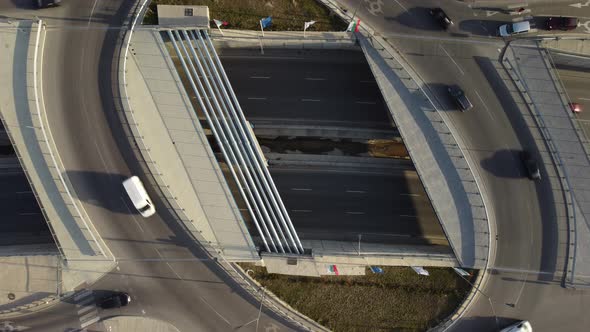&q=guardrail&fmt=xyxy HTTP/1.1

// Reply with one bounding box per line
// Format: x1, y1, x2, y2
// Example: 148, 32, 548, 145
502, 42, 578, 287
316, 1, 493, 330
